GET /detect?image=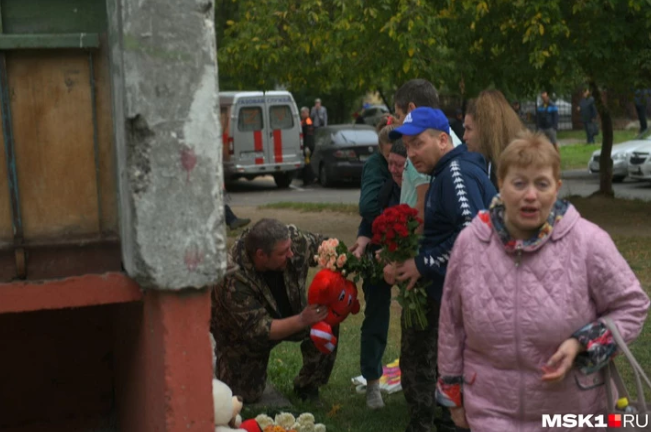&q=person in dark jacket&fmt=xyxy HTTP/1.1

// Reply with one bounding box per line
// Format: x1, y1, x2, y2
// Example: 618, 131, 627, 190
578, 89, 598, 144
225, 204, 250, 230
536, 91, 559, 146
634, 88, 649, 134
449, 108, 465, 142
350, 122, 396, 409
301, 107, 316, 184
386, 107, 496, 432
357, 140, 407, 239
